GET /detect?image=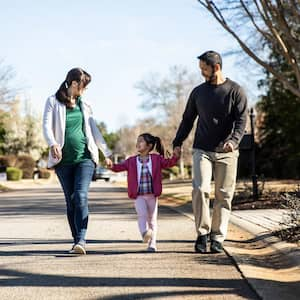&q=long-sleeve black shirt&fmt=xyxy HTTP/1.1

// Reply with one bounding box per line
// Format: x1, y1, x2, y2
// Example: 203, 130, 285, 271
172, 78, 248, 152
